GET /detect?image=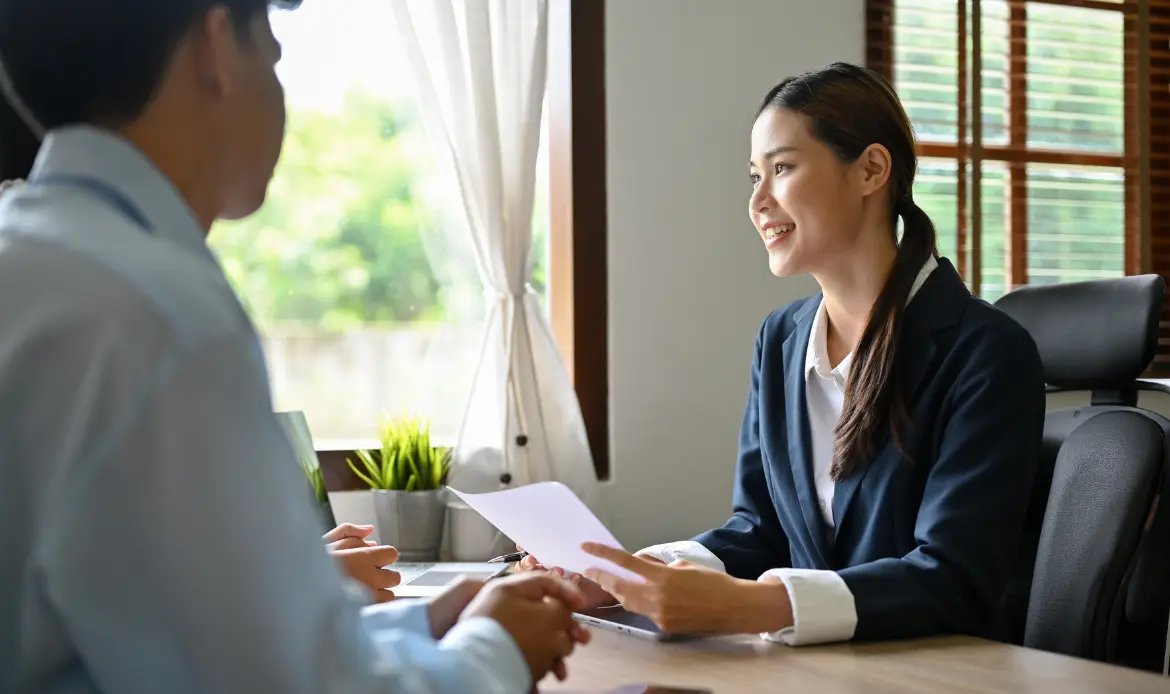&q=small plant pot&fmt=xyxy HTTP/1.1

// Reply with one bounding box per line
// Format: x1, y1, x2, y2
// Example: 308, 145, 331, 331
373, 489, 446, 562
